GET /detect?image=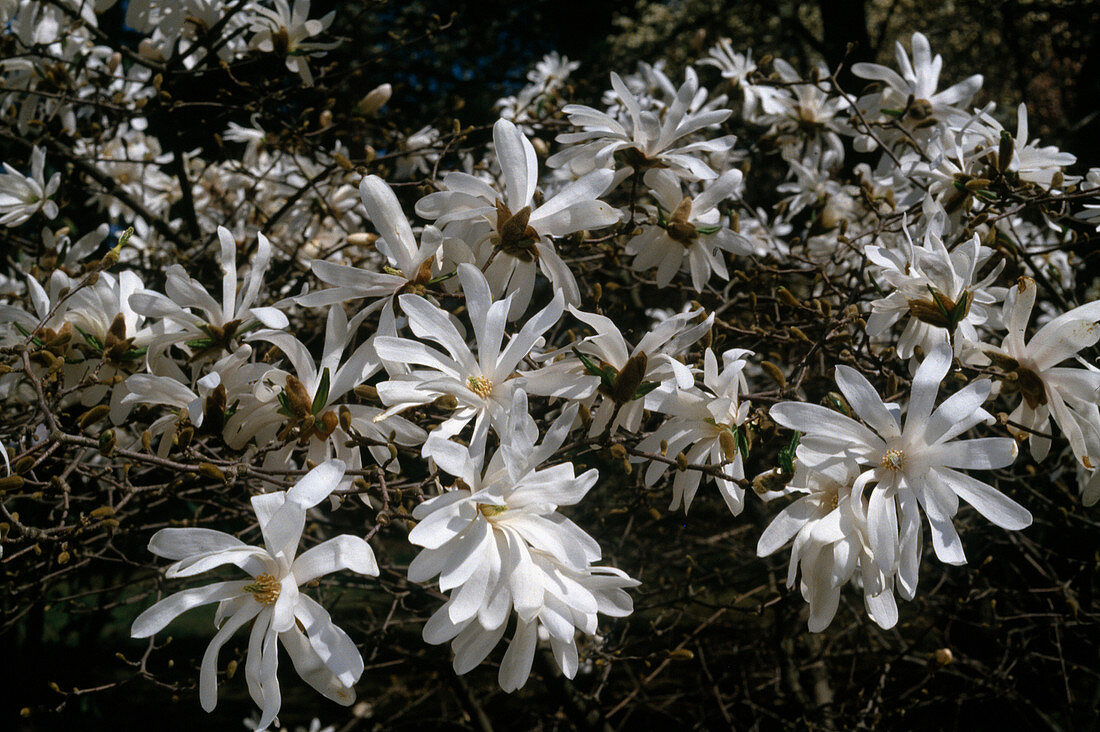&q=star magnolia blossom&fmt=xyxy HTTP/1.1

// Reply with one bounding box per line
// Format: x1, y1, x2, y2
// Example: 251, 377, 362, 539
0, 145, 59, 226
625, 168, 748, 292
770, 343, 1029, 602
851, 31, 982, 141
130, 226, 289, 363
297, 175, 444, 311
131, 461, 377, 730
373, 263, 564, 459
865, 223, 1003, 362
983, 276, 1100, 468
415, 117, 619, 318
975, 104, 1077, 188
757, 461, 900, 631
549, 69, 736, 180
407, 398, 637, 691
248, 0, 336, 85
539, 306, 713, 436
636, 347, 753, 515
